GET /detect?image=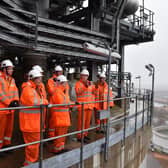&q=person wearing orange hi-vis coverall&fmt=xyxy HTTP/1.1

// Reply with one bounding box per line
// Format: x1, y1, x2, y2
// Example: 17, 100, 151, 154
94, 72, 114, 132
0, 59, 19, 150
20, 69, 48, 166
47, 65, 69, 138
75, 69, 95, 142
50, 75, 73, 154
